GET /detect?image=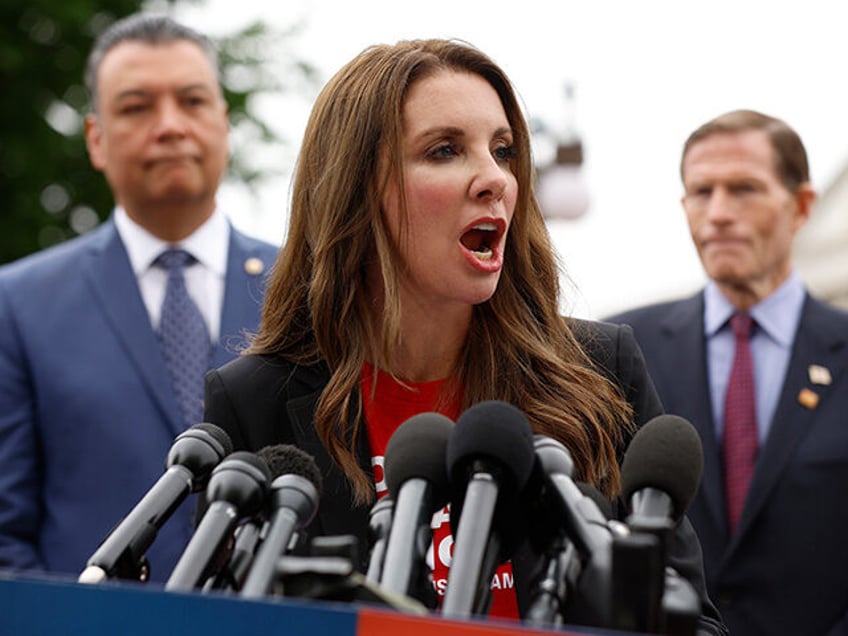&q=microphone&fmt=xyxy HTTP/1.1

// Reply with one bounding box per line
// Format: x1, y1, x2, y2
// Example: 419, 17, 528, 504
575, 482, 615, 523
528, 435, 614, 627
442, 401, 536, 618
240, 445, 322, 599
79, 423, 232, 584
379, 412, 453, 604
614, 414, 704, 635
165, 451, 271, 592
621, 414, 703, 529
525, 477, 619, 627
205, 518, 264, 592
365, 497, 394, 583
532, 435, 613, 567
205, 444, 321, 592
